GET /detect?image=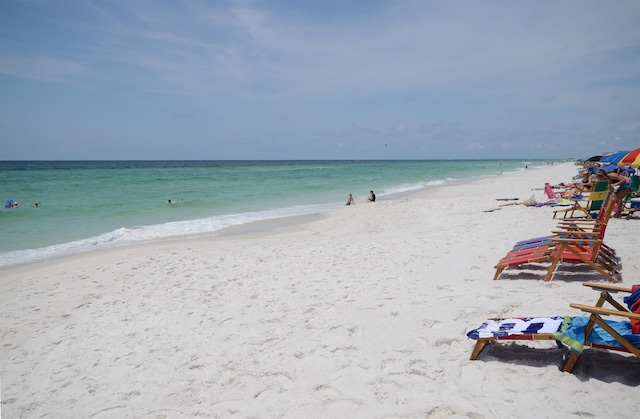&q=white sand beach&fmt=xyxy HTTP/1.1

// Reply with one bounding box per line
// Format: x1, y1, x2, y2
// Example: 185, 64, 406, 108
2, 162, 639, 418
